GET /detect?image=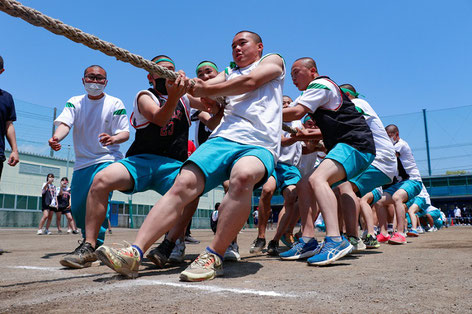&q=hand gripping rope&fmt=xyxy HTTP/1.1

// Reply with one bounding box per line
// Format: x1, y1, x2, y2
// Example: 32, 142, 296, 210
0, 0, 296, 132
